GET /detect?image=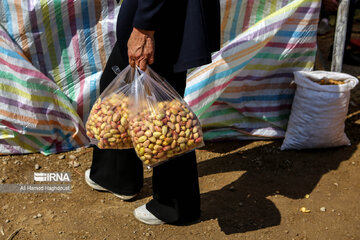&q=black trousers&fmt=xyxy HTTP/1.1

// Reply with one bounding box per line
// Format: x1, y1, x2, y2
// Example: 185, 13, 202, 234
89, 42, 200, 224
